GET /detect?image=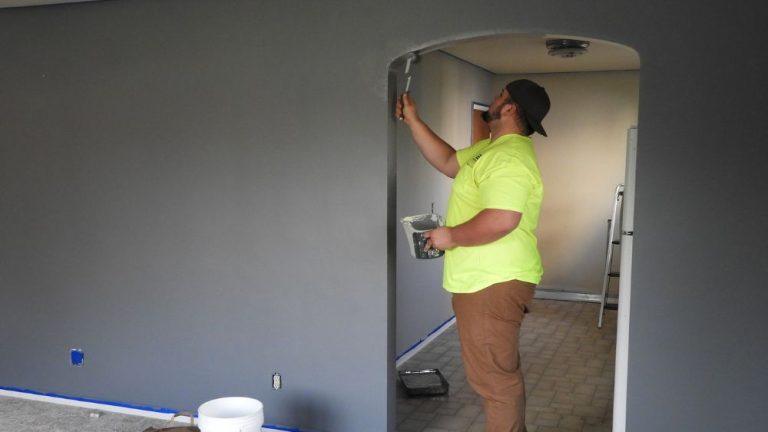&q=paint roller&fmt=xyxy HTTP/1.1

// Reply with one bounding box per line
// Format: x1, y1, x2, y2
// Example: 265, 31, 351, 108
404, 52, 419, 93
399, 52, 419, 121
